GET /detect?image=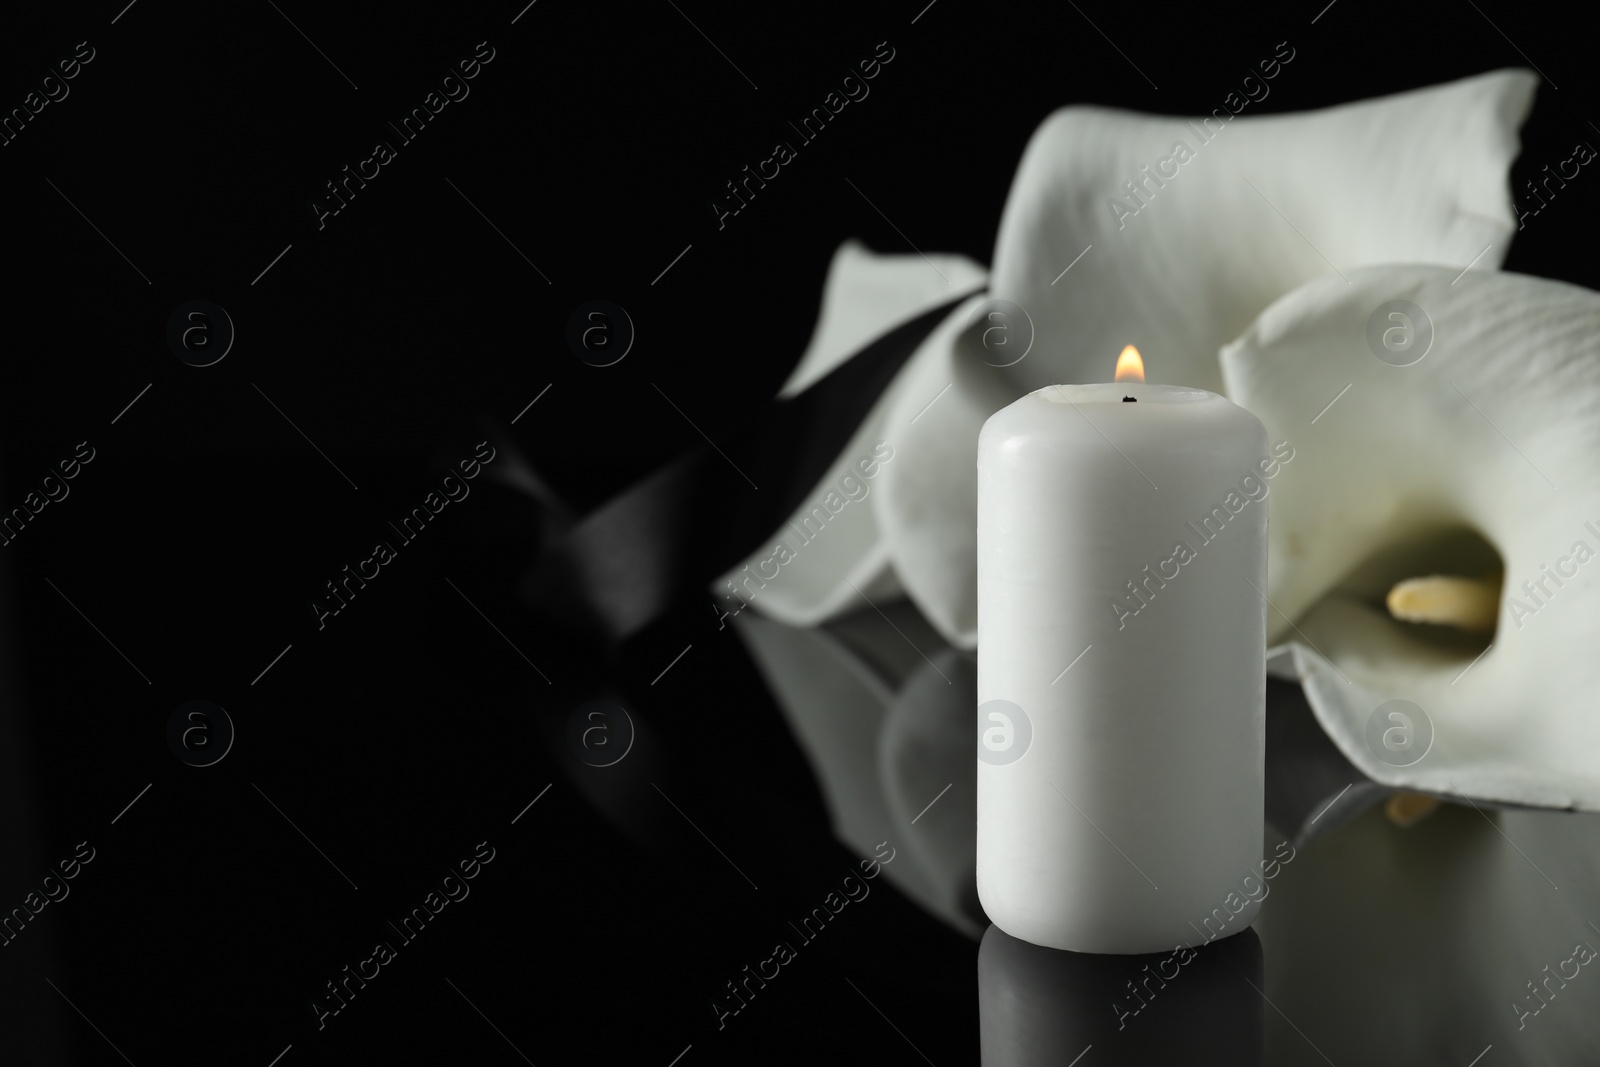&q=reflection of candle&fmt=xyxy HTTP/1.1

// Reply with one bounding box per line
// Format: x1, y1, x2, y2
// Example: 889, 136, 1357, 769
976, 349, 1269, 953
978, 923, 1263, 1067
